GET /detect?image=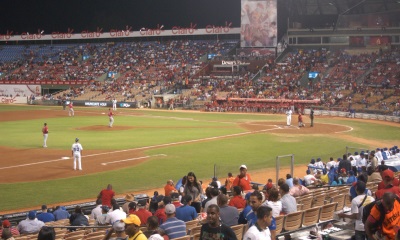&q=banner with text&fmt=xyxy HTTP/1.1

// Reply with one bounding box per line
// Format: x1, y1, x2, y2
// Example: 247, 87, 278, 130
0, 85, 41, 97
